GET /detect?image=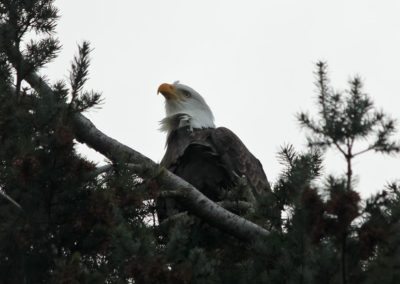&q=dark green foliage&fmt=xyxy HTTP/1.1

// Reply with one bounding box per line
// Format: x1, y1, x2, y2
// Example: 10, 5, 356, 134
275, 144, 322, 205
0, 2, 400, 283
0, 52, 12, 88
